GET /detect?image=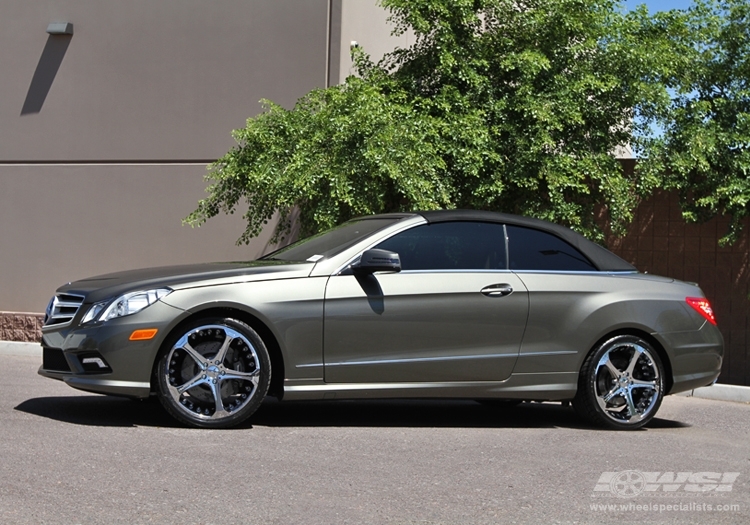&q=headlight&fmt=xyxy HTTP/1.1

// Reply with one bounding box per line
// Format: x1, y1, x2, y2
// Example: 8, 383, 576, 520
81, 288, 171, 324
